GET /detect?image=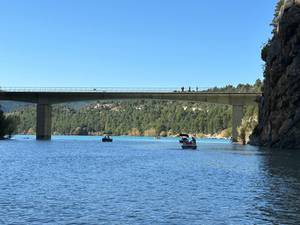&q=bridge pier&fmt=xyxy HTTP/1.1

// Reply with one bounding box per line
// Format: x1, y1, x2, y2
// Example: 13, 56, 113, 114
232, 105, 244, 142
36, 103, 52, 140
